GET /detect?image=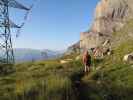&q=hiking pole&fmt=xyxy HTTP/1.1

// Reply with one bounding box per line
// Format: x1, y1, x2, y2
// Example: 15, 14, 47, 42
92, 55, 95, 71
